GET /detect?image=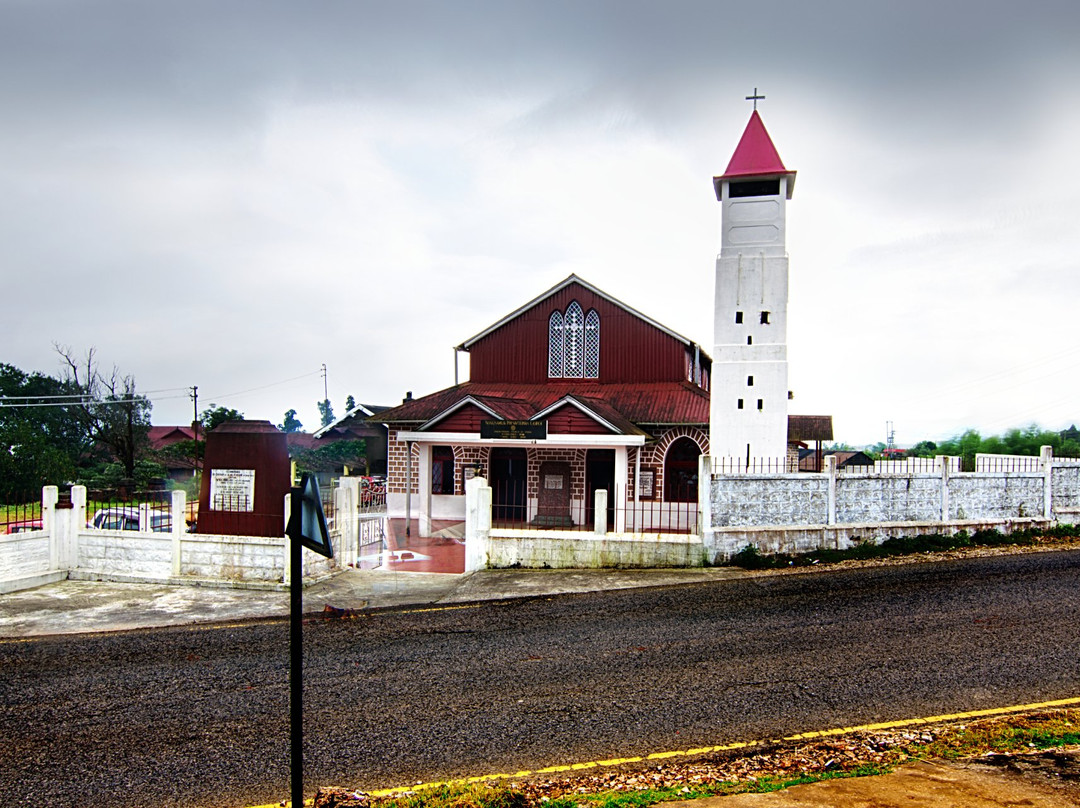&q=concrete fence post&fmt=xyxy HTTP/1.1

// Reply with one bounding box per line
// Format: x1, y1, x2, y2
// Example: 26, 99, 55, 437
171, 490, 185, 577
1042, 445, 1054, 519
940, 455, 951, 522
42, 485, 60, 572
593, 489, 607, 536
337, 478, 360, 567
698, 454, 712, 543
68, 484, 87, 570
824, 455, 837, 526
464, 476, 491, 572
